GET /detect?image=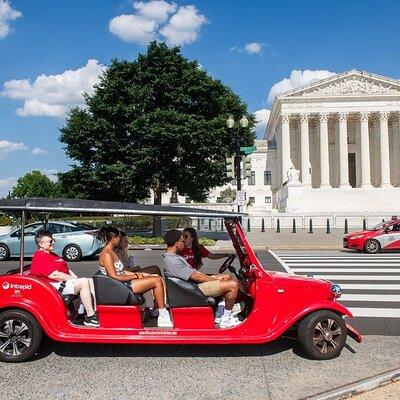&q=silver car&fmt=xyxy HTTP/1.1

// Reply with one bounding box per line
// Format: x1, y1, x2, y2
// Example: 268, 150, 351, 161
0, 221, 103, 262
